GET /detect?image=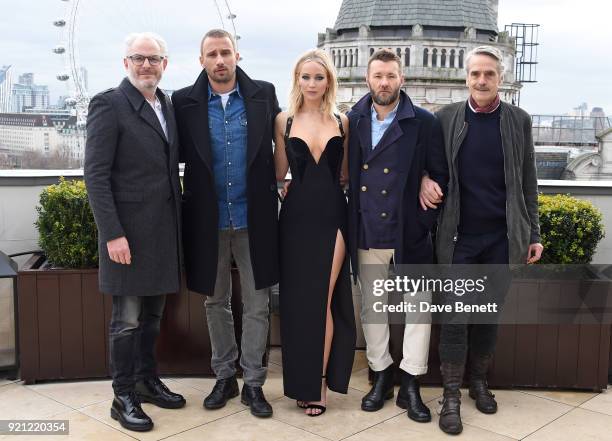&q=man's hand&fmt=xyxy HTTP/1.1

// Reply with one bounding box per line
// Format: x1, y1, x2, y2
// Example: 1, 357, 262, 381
280, 180, 291, 199
526, 243, 544, 264
419, 175, 444, 210
340, 171, 348, 187
107, 236, 131, 265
